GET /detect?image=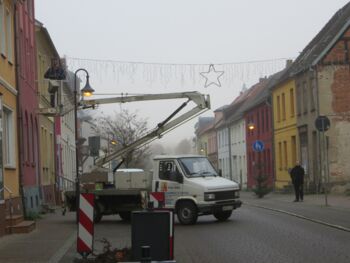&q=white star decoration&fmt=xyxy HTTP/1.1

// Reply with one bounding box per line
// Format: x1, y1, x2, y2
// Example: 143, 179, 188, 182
200, 64, 224, 88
